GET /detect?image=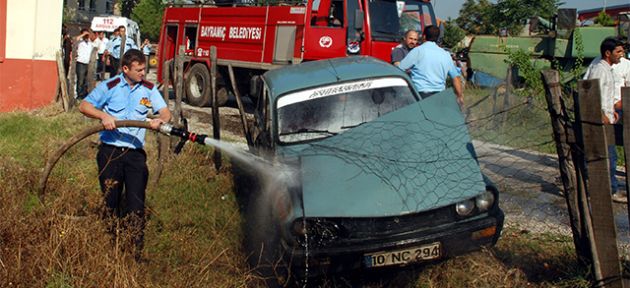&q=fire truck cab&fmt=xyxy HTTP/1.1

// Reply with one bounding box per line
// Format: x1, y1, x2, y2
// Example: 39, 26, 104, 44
157, 0, 437, 107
